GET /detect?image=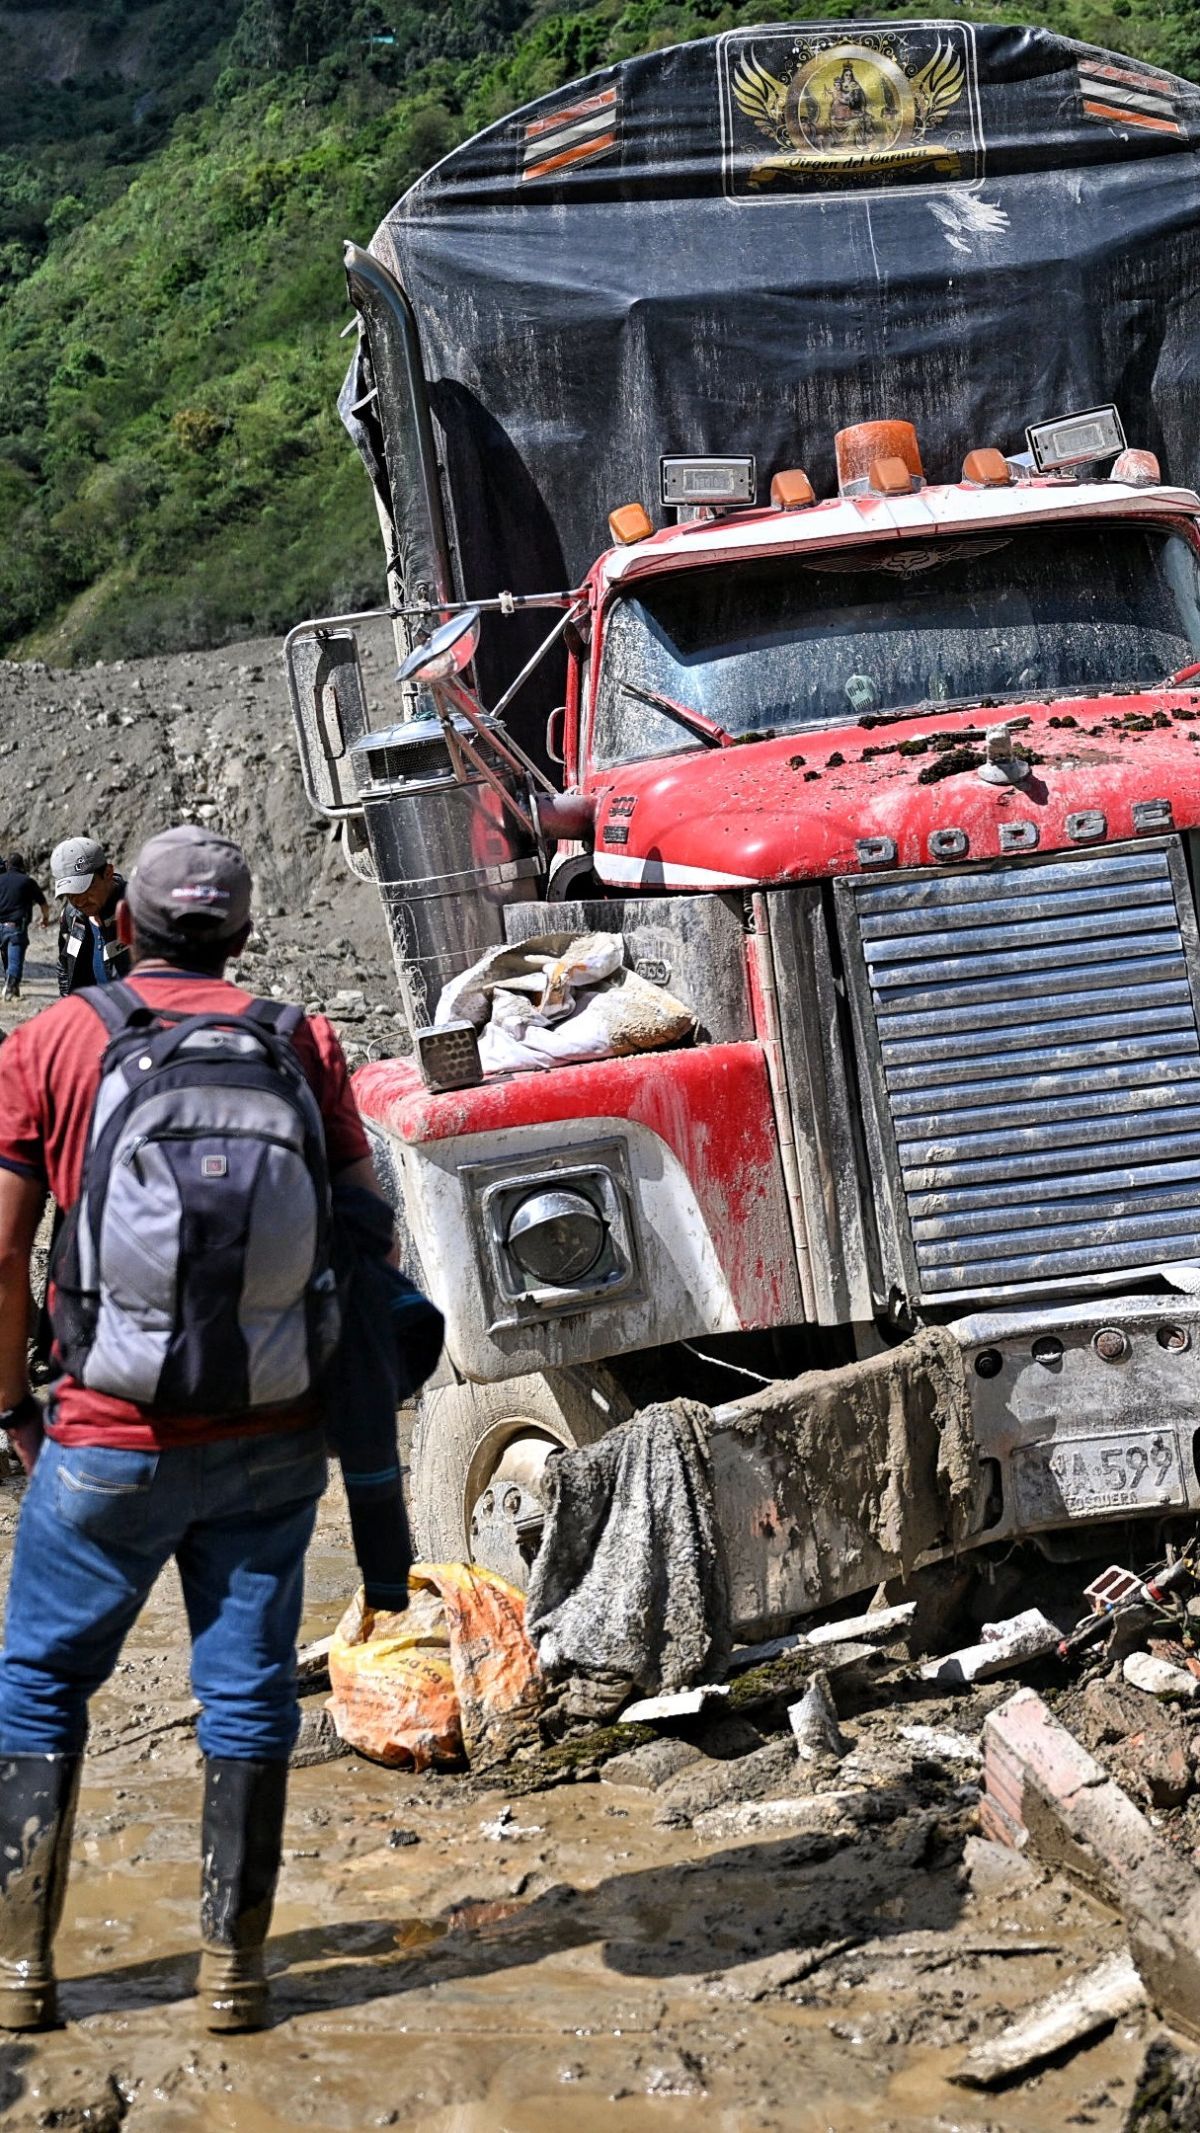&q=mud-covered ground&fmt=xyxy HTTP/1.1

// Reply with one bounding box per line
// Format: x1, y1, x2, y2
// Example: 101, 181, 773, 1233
0, 1460, 1164, 2133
